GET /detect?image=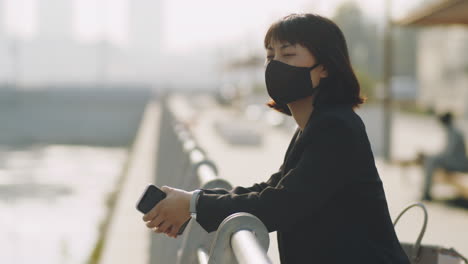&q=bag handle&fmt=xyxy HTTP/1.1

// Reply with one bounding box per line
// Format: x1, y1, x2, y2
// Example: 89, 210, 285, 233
444, 248, 468, 264
393, 202, 428, 262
